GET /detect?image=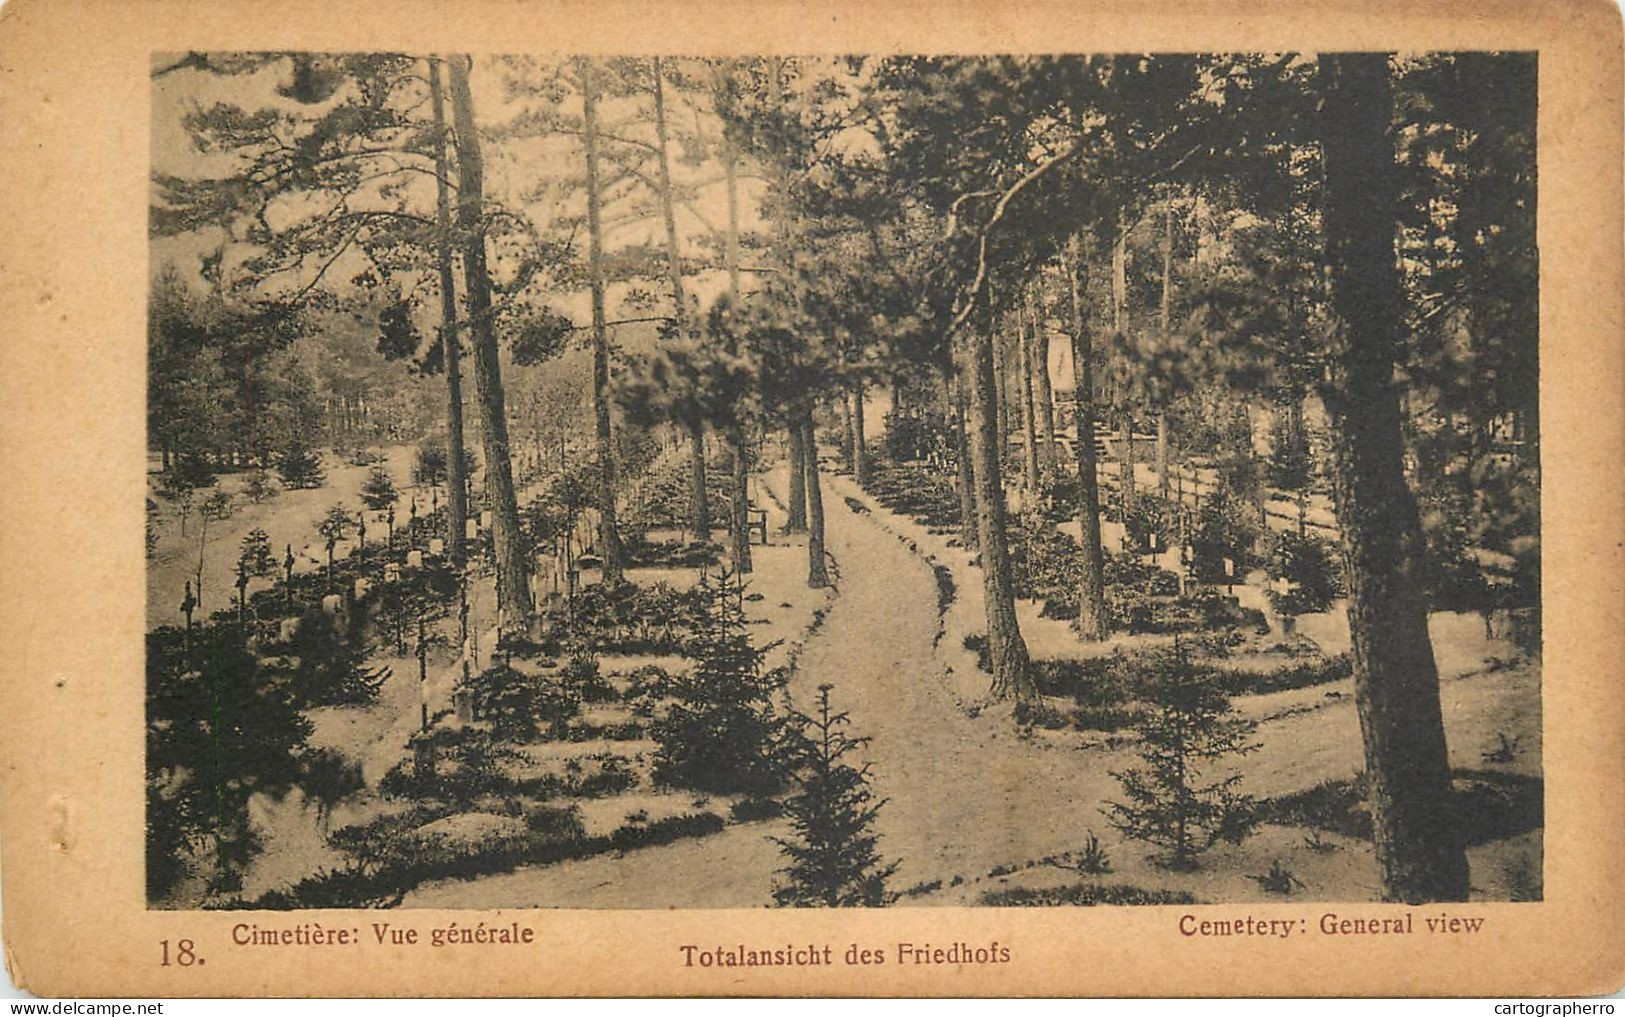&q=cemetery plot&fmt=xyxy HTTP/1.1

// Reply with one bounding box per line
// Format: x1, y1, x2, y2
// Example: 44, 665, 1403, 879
147, 51, 1540, 909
